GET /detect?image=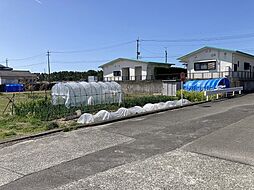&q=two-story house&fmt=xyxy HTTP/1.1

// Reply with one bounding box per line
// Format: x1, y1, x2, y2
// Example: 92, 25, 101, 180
178, 46, 254, 80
